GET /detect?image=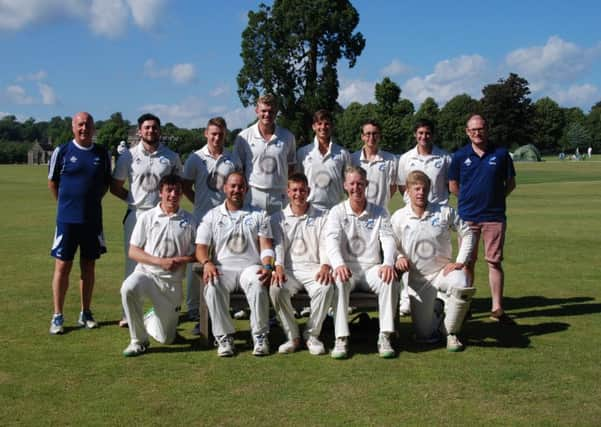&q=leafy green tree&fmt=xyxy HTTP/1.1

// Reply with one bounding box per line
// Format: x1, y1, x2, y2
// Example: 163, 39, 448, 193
0, 115, 22, 141
437, 94, 480, 152
585, 103, 601, 151
95, 112, 129, 153
375, 77, 401, 114
564, 122, 592, 153
238, 0, 365, 145
47, 116, 72, 147
532, 97, 565, 154
335, 102, 376, 151
481, 73, 535, 148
